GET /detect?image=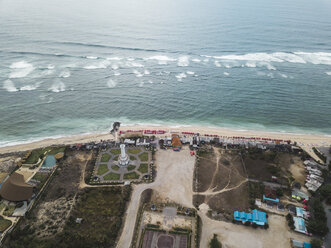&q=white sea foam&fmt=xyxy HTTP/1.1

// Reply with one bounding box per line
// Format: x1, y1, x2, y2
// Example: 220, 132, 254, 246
49, 81, 65, 93
294, 52, 331, 65
107, 79, 117, 88
47, 64, 55, 70
259, 62, 276, 70
111, 64, 119, 70
267, 72, 274, 78
177, 56, 189, 67
145, 55, 176, 65
279, 73, 288, 78
214, 61, 221, 67
86, 56, 98, 59
106, 57, 122, 61
3, 80, 18, 92
139, 81, 144, 87
148, 80, 153, 84
186, 71, 195, 75
133, 69, 143, 77
224, 64, 231, 69
326, 71, 331, 76
9, 61, 35, 78
126, 61, 144, 68
176, 72, 187, 81
127, 58, 135, 61
114, 71, 121, 76
212, 52, 331, 66
59, 70, 71, 78
203, 58, 209, 63
245, 62, 256, 68
223, 72, 229, 76
83, 60, 110, 70
20, 82, 41, 91
192, 58, 201, 63
144, 69, 150, 75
